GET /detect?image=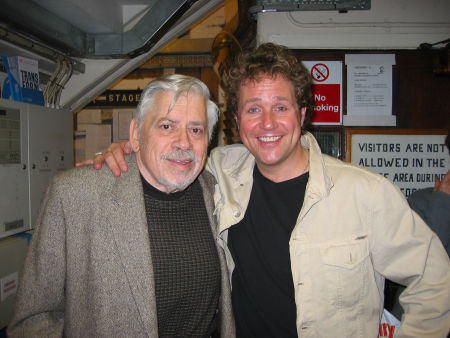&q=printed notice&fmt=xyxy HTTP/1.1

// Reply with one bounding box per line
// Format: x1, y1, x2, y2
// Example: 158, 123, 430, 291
346, 54, 395, 116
